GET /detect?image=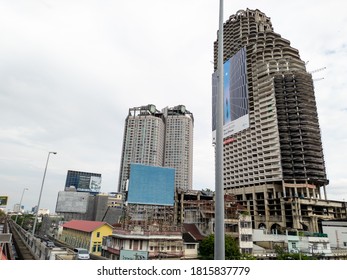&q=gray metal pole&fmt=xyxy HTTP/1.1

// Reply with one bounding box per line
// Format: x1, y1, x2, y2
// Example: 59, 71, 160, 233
32, 151, 56, 236
15, 187, 28, 223
214, 0, 225, 260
